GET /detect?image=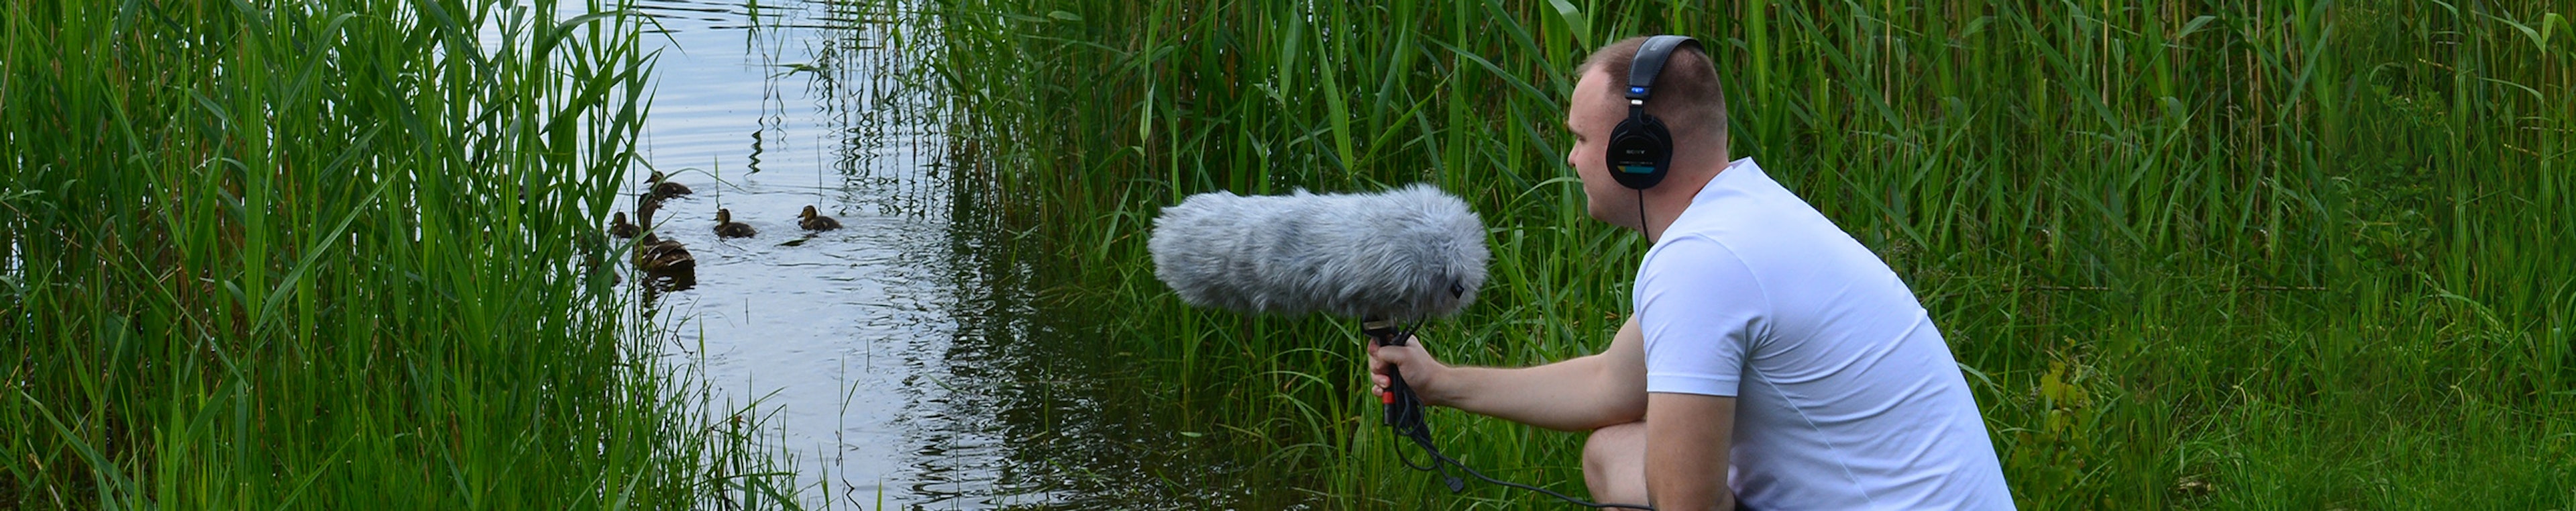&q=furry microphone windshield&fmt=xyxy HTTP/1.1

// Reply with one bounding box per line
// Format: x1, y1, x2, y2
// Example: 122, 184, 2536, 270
1148, 183, 1489, 322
